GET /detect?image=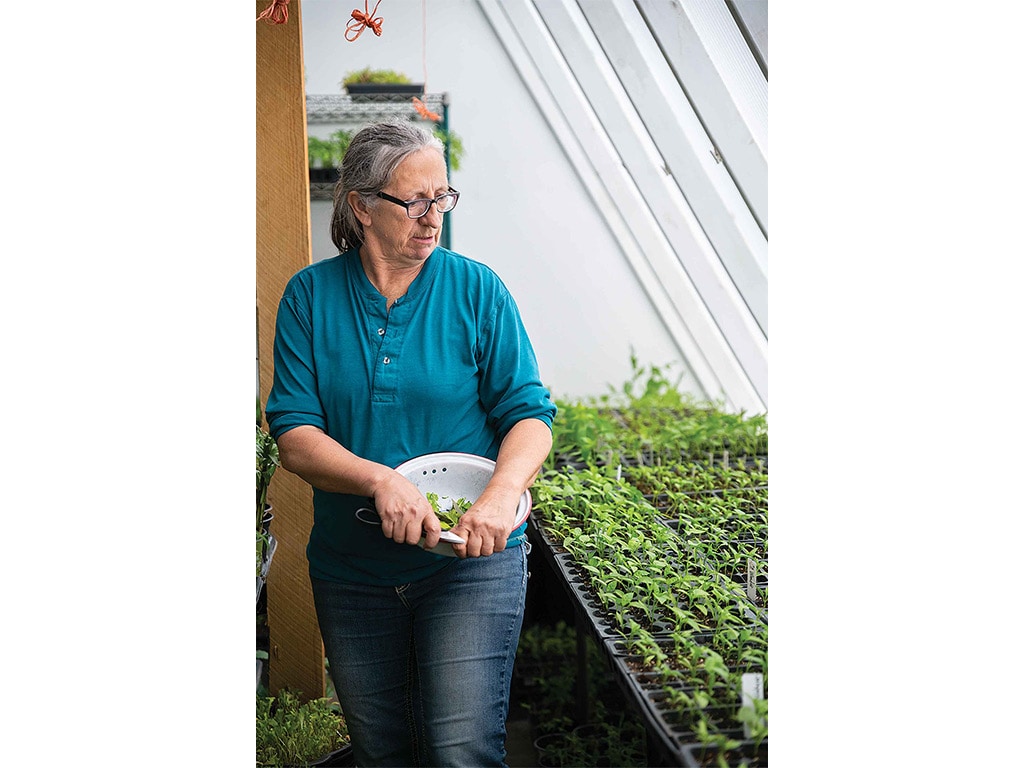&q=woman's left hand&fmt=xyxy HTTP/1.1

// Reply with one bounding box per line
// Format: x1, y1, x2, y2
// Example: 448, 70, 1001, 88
448, 488, 519, 558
